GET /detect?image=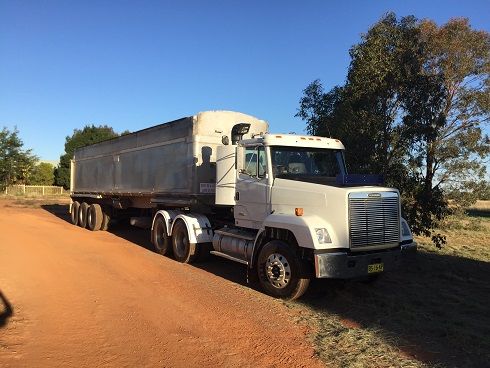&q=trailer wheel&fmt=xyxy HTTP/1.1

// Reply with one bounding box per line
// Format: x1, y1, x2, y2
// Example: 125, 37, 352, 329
257, 240, 310, 300
152, 216, 172, 256
78, 202, 89, 228
100, 207, 111, 231
71, 201, 80, 226
171, 220, 197, 263
87, 204, 103, 231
